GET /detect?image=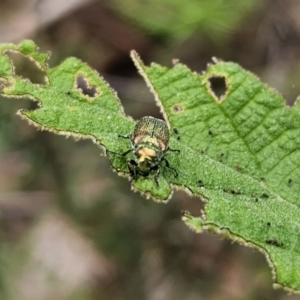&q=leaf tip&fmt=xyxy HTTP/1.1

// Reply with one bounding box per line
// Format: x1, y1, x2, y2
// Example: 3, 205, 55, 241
130, 50, 141, 64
